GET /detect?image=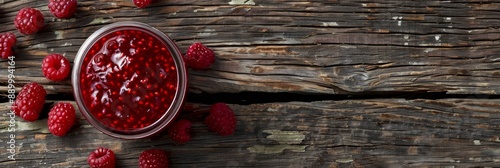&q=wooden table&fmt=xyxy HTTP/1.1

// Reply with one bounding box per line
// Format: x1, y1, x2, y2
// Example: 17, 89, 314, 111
2, 0, 500, 167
